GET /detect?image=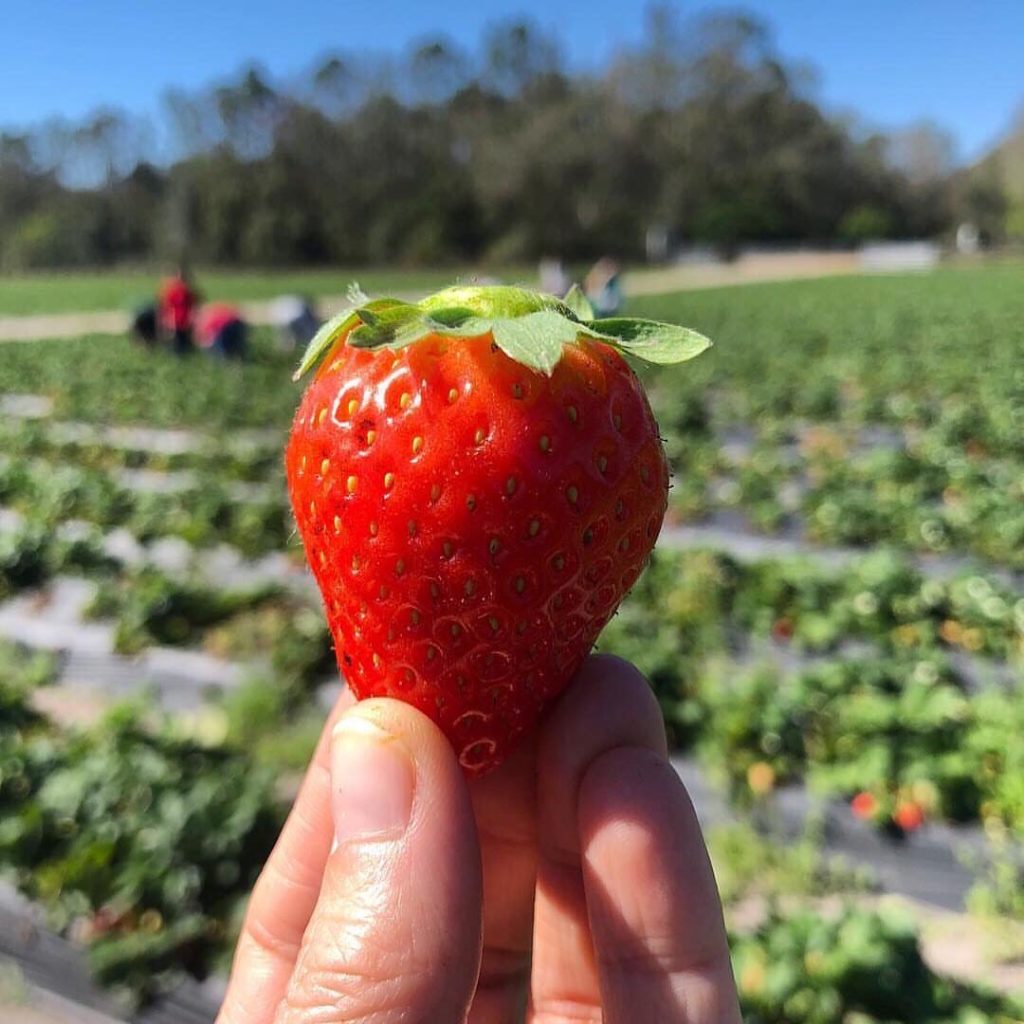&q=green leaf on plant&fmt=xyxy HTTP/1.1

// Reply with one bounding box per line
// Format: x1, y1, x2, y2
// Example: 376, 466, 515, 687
354, 306, 382, 327
420, 284, 557, 320
294, 284, 712, 378
425, 305, 477, 328
491, 311, 582, 375
348, 302, 422, 347
562, 284, 594, 322
293, 296, 408, 379
591, 318, 712, 365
